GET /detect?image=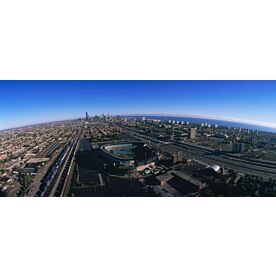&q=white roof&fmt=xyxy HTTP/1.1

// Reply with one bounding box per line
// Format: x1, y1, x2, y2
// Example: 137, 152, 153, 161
206, 164, 221, 172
